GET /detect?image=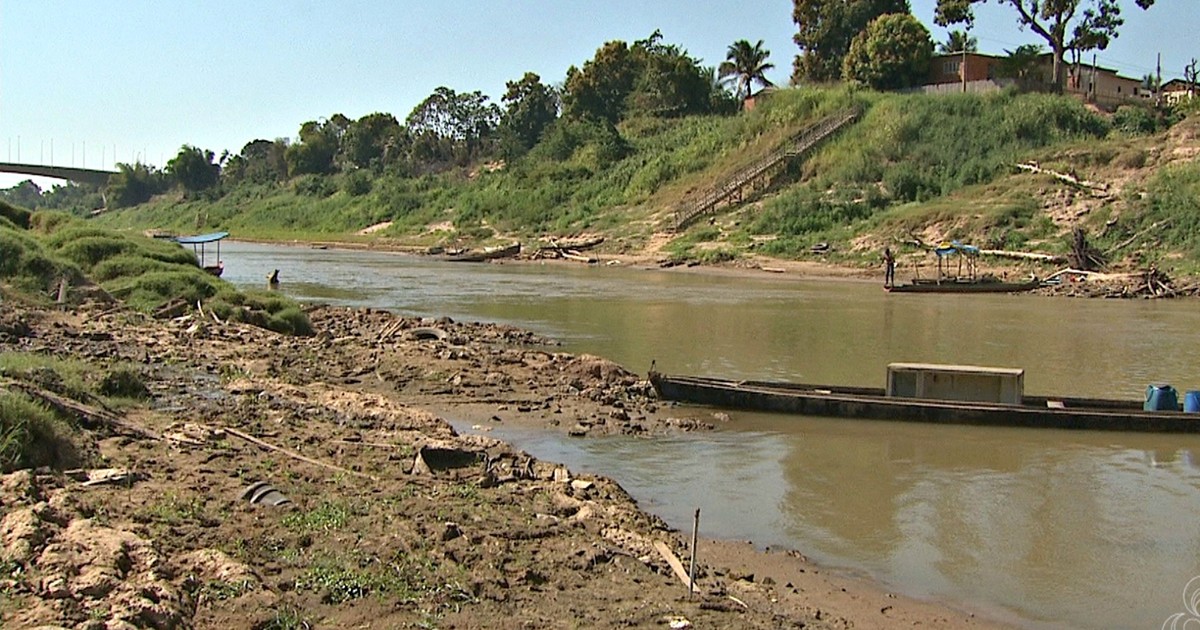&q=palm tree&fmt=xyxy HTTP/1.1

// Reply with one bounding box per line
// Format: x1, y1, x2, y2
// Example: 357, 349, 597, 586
718, 39, 775, 102
938, 30, 977, 54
